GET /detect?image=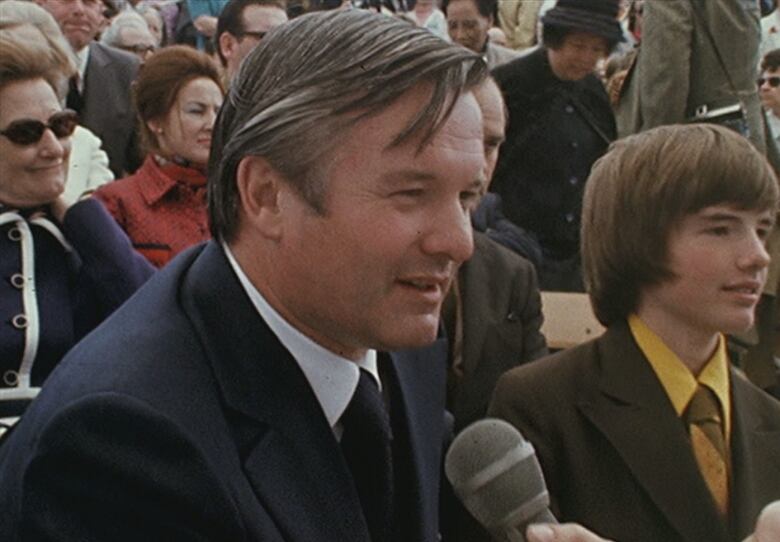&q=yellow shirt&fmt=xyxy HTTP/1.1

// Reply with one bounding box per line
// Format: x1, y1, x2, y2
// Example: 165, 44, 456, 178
628, 314, 731, 442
